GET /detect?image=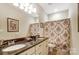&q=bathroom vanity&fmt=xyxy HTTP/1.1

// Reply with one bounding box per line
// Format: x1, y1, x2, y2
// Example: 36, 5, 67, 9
1, 37, 48, 55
